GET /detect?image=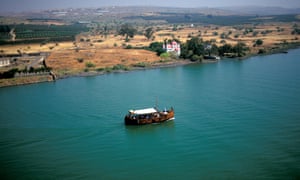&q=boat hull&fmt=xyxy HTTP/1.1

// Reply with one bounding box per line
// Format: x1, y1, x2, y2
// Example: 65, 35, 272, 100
124, 108, 174, 125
